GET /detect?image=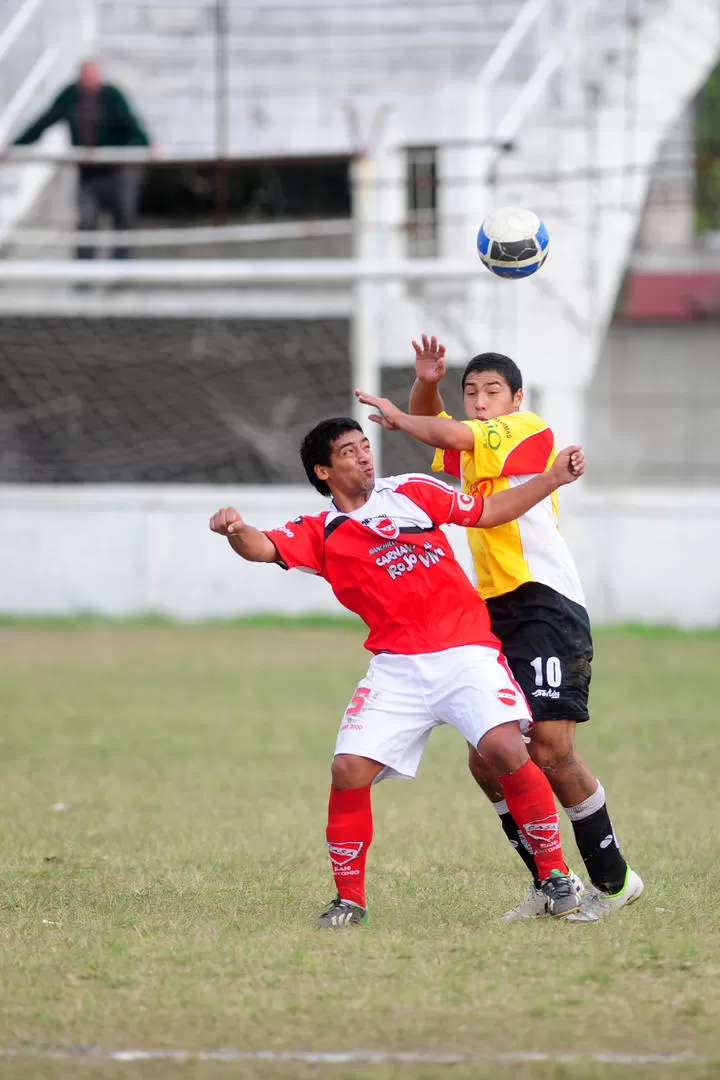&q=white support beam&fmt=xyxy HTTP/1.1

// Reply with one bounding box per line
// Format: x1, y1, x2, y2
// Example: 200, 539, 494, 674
0, 259, 485, 284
